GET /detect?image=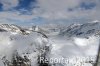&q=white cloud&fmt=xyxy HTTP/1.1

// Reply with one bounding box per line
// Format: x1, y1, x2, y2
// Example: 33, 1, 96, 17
37, 0, 81, 12
0, 0, 100, 25
0, 11, 35, 23
34, 0, 100, 21
74, 36, 99, 46
0, 0, 19, 10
